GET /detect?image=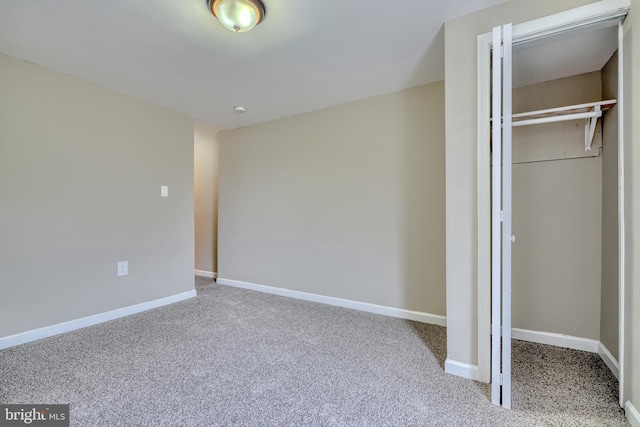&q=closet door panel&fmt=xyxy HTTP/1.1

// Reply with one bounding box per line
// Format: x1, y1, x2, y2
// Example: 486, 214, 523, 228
491, 23, 513, 409
491, 24, 503, 407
